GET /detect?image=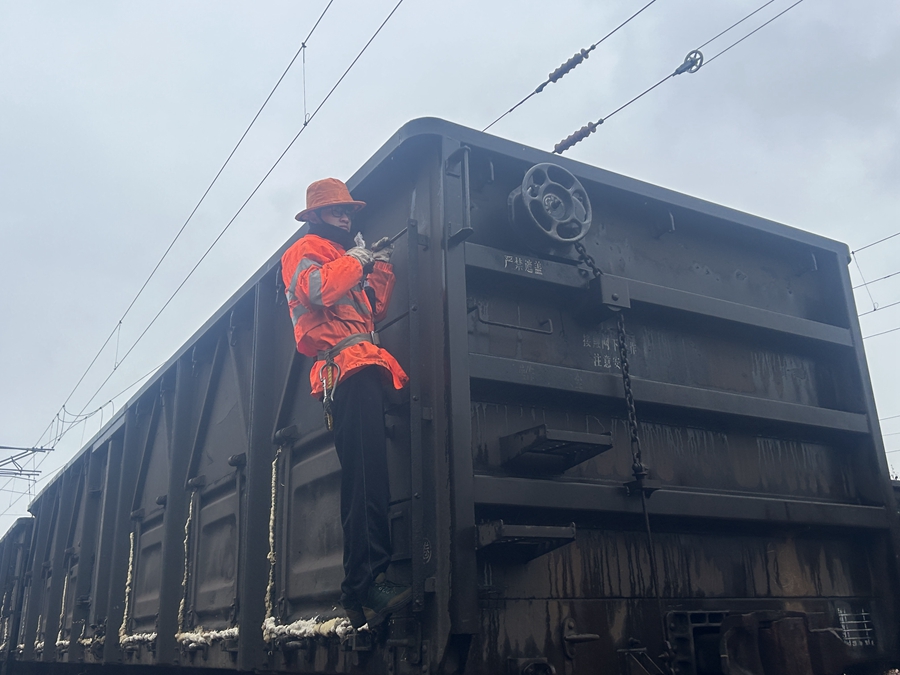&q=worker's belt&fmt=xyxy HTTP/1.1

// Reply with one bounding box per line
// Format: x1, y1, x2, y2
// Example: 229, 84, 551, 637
317, 331, 379, 362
